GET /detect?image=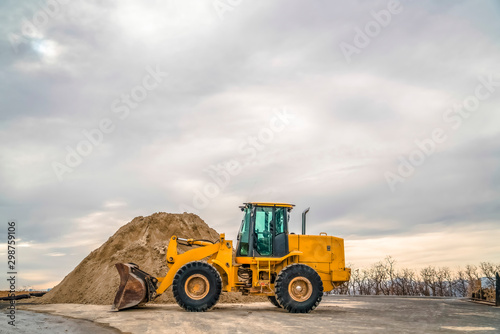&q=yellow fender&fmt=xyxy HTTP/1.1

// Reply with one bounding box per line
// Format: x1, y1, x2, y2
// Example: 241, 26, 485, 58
155, 235, 222, 294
